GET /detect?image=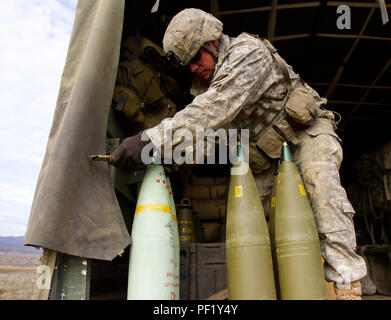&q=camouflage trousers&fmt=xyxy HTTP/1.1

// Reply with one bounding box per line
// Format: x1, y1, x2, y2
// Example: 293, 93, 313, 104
253, 118, 367, 284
